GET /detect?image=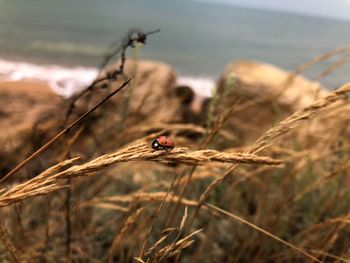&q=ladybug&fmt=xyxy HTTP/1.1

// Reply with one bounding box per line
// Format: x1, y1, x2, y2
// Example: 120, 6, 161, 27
152, 136, 175, 150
